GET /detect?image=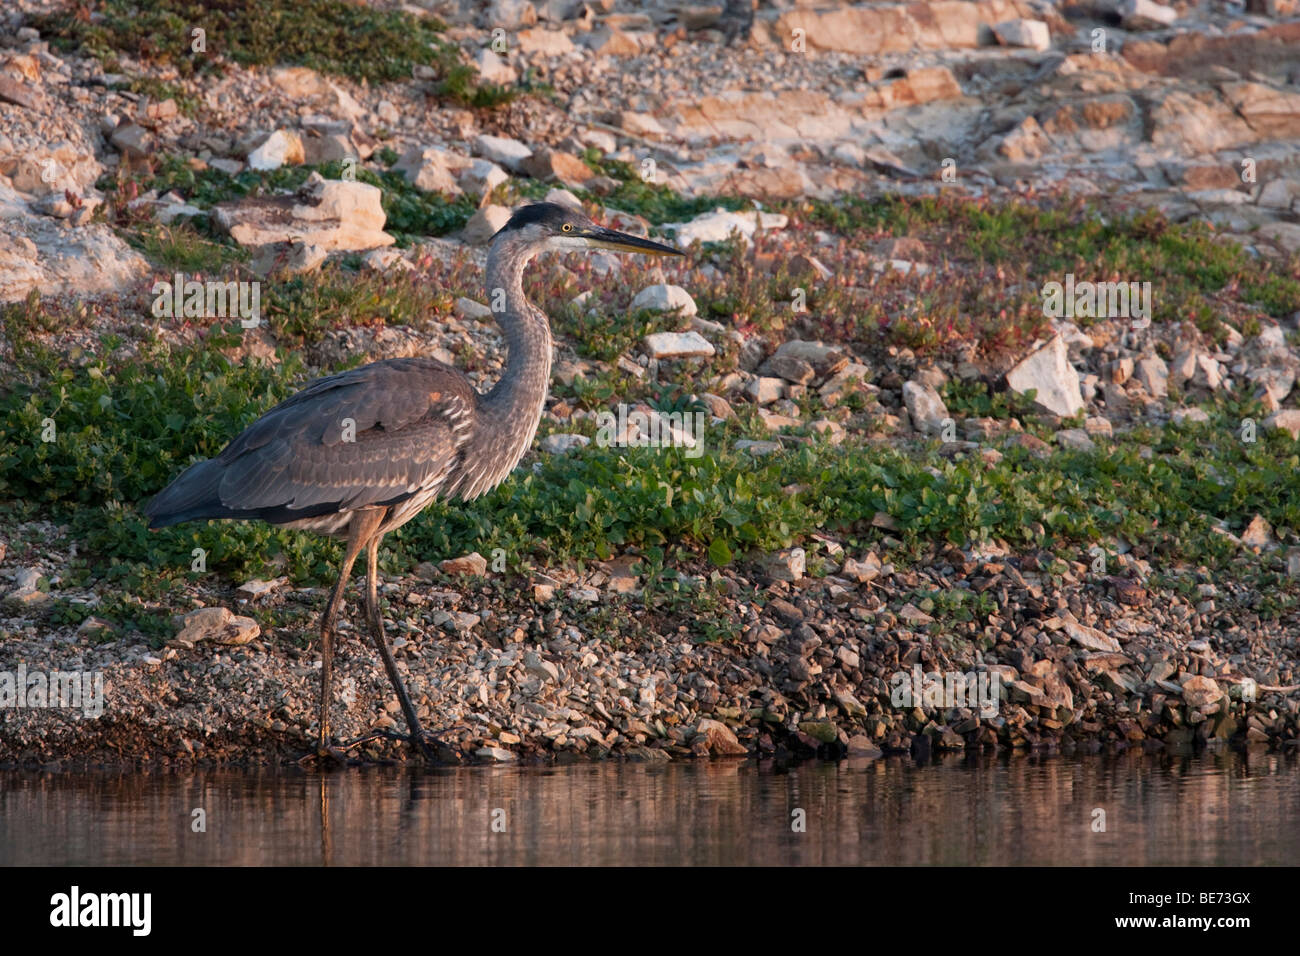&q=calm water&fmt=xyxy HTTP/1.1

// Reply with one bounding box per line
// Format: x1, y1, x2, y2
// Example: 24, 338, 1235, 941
1, 752, 1296, 865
